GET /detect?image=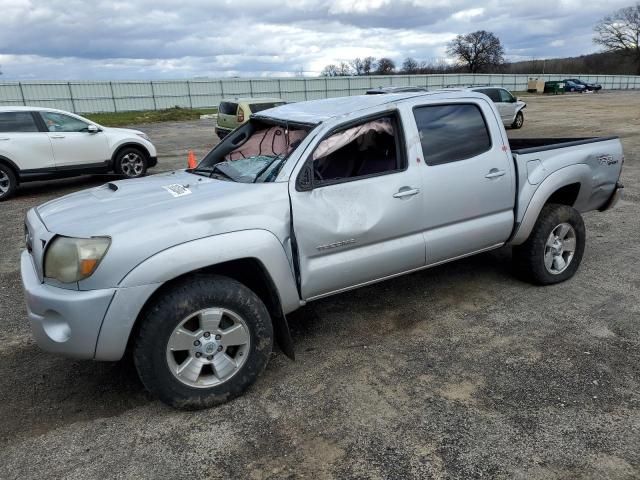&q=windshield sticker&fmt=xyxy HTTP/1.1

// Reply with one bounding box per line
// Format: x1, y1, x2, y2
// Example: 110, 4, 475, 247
163, 184, 192, 197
